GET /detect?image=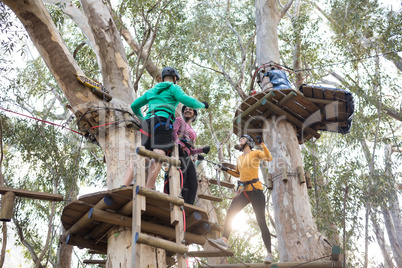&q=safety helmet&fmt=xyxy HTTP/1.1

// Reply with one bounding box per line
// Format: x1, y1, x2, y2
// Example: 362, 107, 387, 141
161, 67, 180, 81
240, 134, 255, 150
182, 106, 198, 121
